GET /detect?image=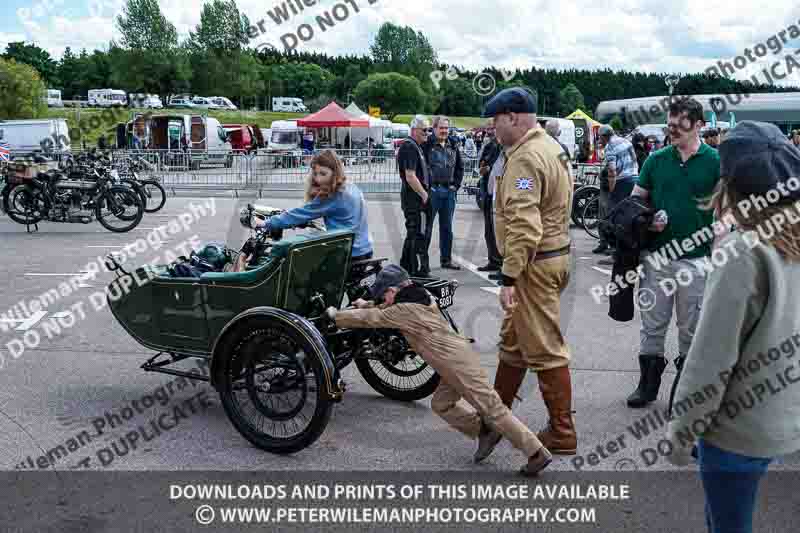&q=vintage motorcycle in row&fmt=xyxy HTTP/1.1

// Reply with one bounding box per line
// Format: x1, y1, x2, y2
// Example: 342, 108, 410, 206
1, 154, 144, 232
105, 204, 462, 453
